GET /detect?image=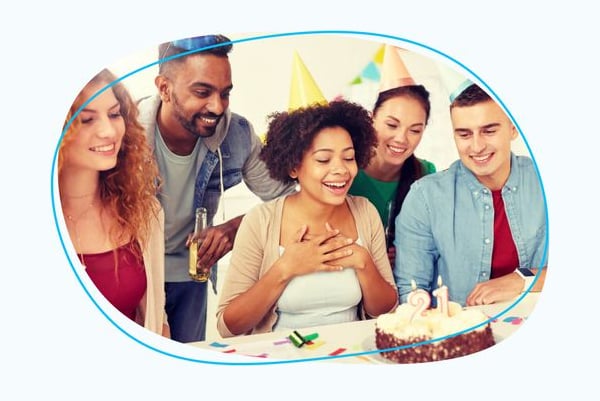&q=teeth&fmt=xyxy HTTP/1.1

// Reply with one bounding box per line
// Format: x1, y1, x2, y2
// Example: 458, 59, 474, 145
90, 144, 114, 152
325, 182, 346, 188
472, 154, 492, 162
388, 145, 407, 153
201, 117, 217, 124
